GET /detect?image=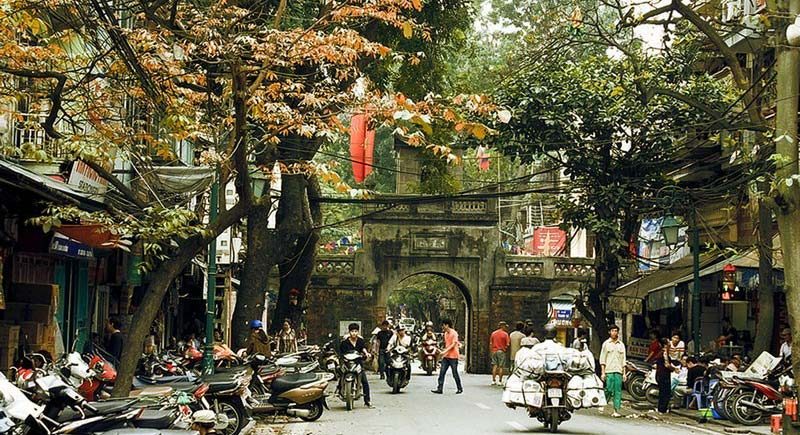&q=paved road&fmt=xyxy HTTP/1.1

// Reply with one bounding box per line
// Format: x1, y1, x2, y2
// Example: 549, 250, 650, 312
276, 364, 727, 435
